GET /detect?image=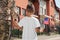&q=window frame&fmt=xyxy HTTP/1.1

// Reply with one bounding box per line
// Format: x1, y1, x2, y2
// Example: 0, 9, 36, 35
40, 7, 43, 15
22, 8, 26, 16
